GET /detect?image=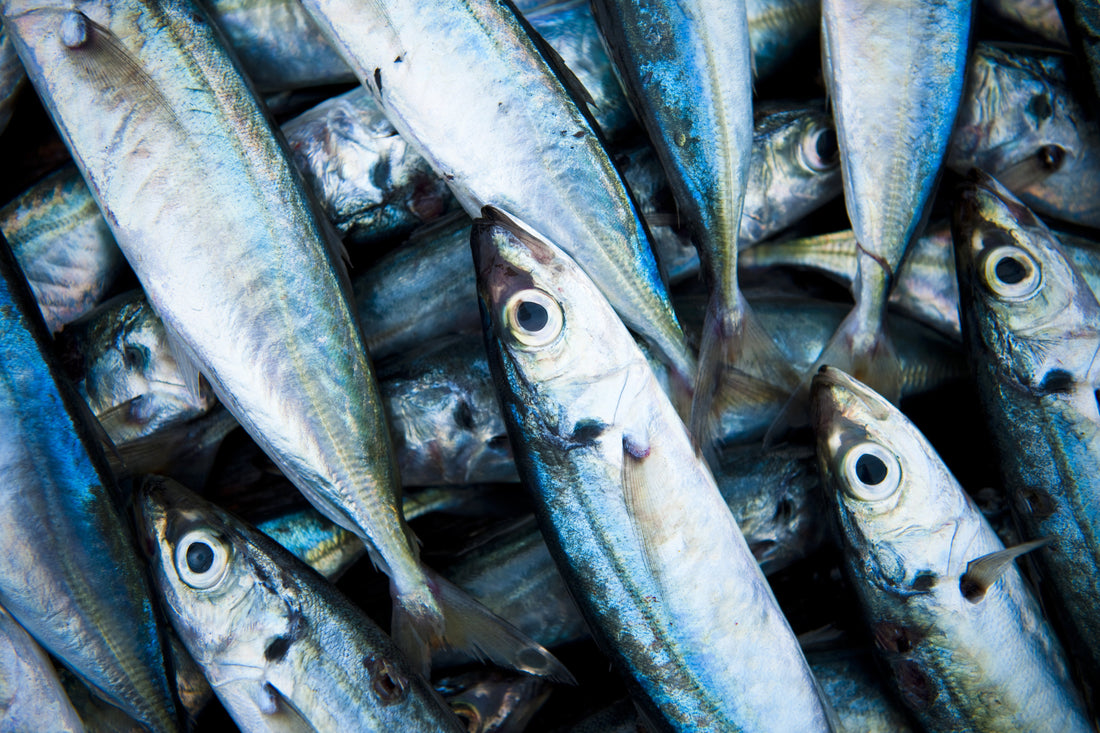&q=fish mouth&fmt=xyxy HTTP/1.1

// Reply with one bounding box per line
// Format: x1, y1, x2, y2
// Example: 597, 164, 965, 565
134, 476, 172, 560
960, 169, 1042, 230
